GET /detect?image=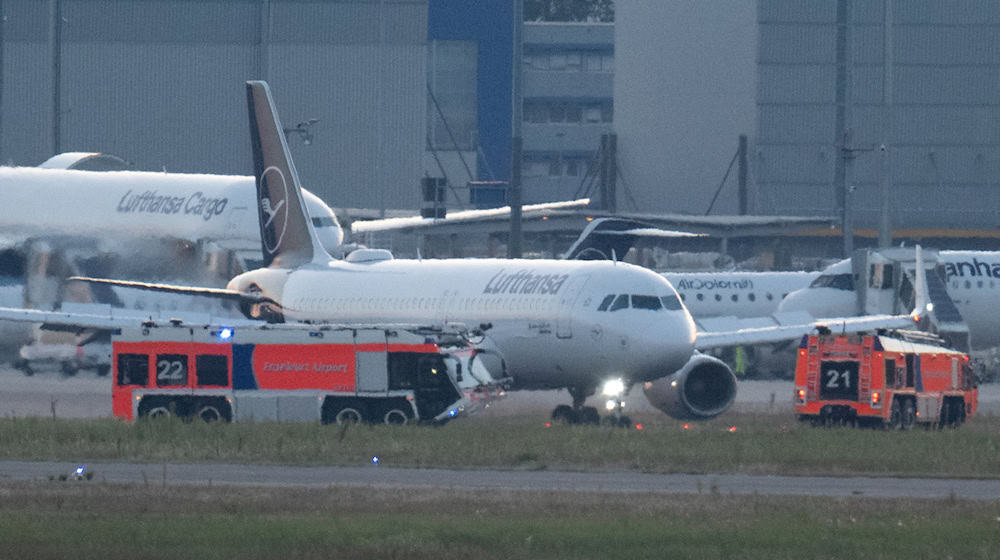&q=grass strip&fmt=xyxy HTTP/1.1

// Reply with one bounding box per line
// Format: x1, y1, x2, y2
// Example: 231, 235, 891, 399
0, 482, 998, 560
0, 412, 998, 477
